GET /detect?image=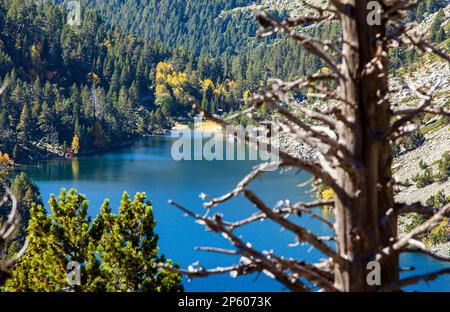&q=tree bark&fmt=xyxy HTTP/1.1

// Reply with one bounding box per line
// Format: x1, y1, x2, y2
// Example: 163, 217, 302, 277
333, 1, 399, 291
